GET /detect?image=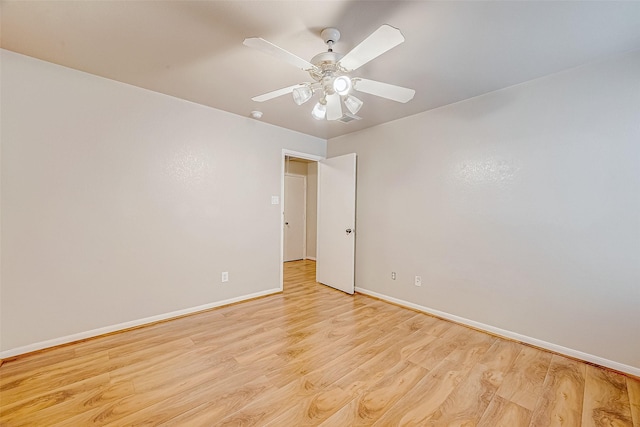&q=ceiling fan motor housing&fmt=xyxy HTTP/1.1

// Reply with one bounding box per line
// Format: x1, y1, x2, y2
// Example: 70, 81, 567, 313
310, 51, 345, 82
